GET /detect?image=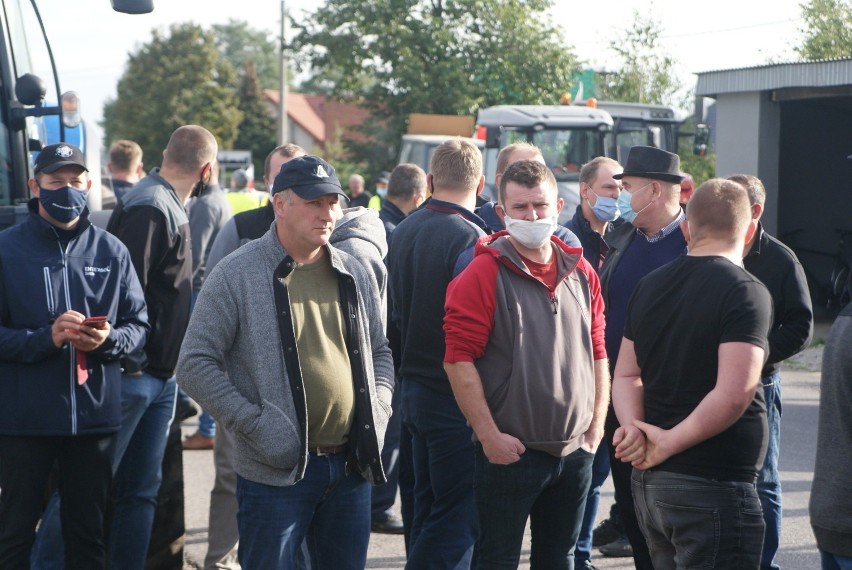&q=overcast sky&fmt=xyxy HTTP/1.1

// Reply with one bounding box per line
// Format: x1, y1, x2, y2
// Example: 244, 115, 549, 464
35, 0, 803, 125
